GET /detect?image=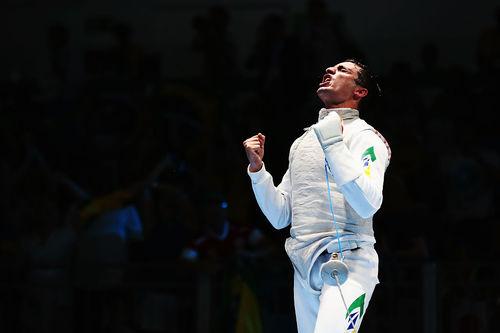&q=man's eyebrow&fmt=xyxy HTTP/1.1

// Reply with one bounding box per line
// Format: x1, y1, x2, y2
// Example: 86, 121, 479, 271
337, 64, 352, 73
